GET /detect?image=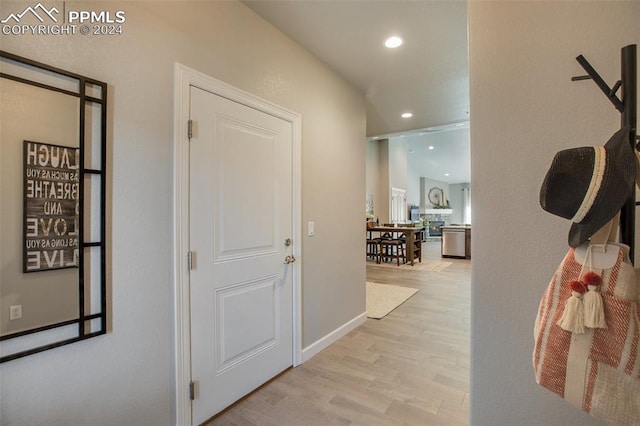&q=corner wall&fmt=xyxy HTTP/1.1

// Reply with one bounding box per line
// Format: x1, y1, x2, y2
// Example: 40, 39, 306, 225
378, 139, 391, 224
469, 2, 639, 425
0, 1, 366, 424
366, 139, 382, 220
388, 137, 408, 194
449, 183, 469, 225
